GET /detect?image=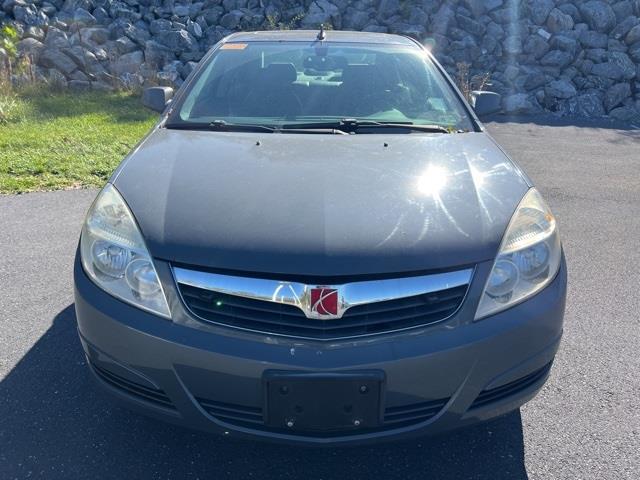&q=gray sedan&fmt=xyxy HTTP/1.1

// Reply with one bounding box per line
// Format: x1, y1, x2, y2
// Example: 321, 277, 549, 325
74, 30, 566, 445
